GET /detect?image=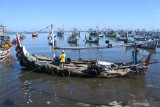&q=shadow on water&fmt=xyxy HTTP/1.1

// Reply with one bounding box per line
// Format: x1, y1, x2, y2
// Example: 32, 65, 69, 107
17, 68, 153, 105
85, 42, 99, 47
67, 42, 79, 47
57, 35, 64, 41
